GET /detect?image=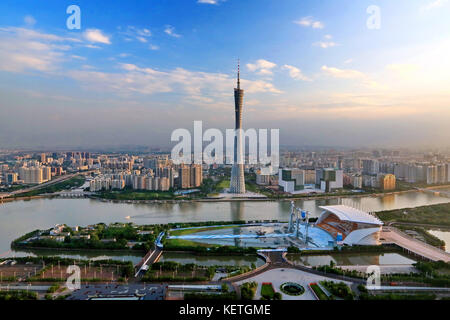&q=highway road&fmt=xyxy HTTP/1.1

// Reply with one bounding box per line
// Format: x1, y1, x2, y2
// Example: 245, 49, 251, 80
0, 171, 94, 199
